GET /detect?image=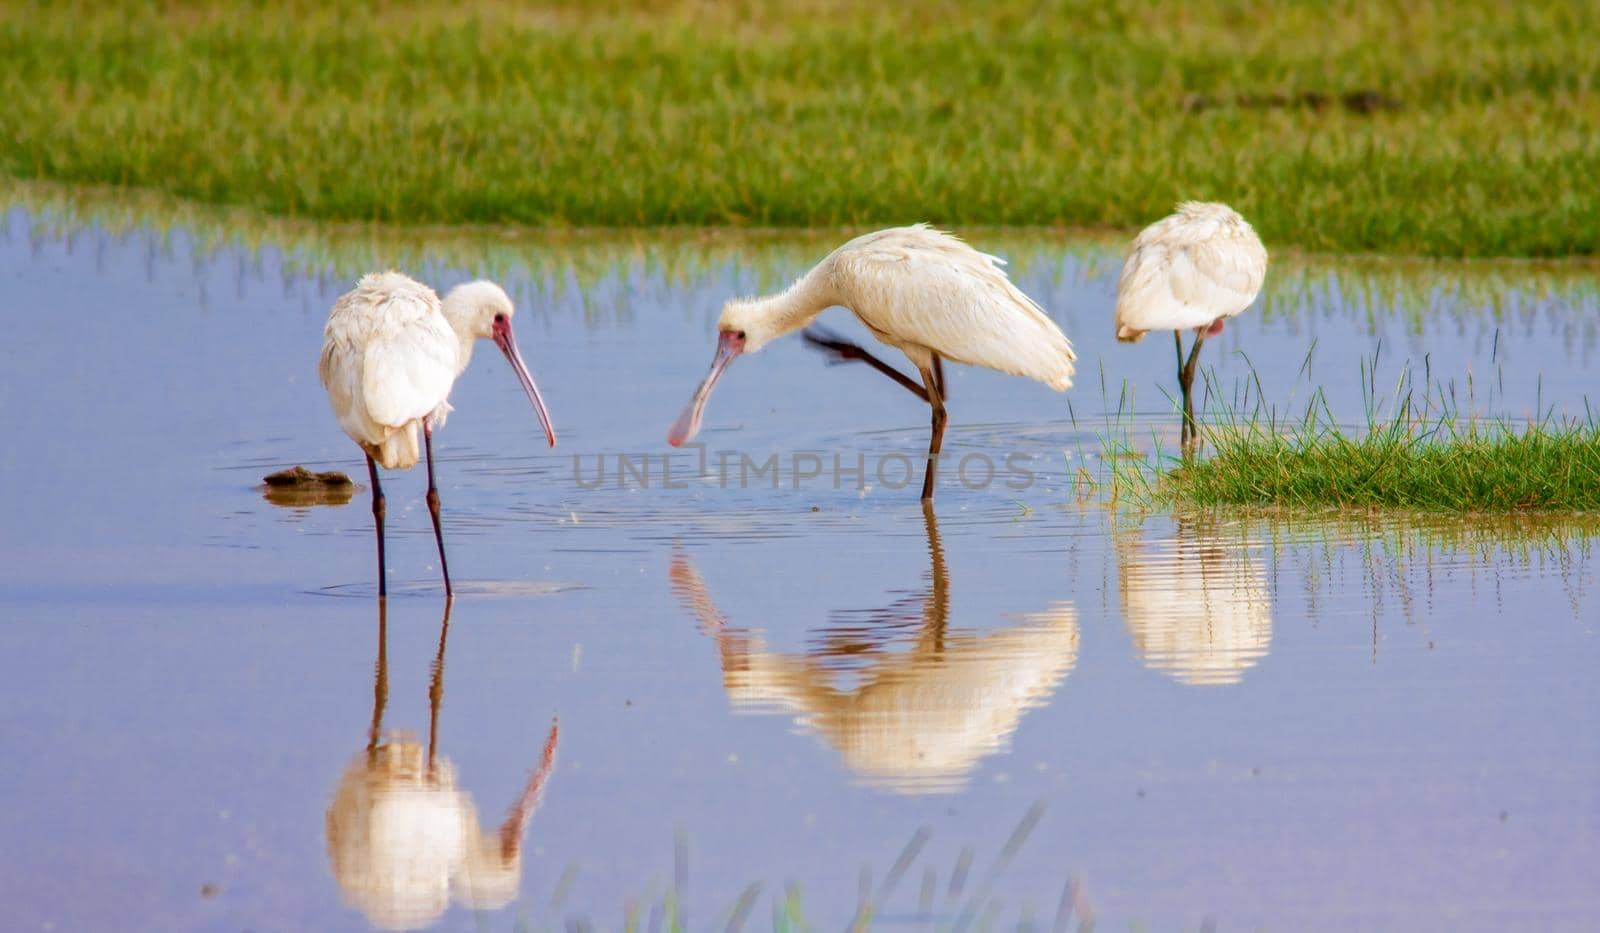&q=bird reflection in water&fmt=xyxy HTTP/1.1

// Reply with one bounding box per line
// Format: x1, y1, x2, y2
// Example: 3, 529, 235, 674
325, 599, 560, 931
1117, 518, 1272, 686
671, 504, 1078, 794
